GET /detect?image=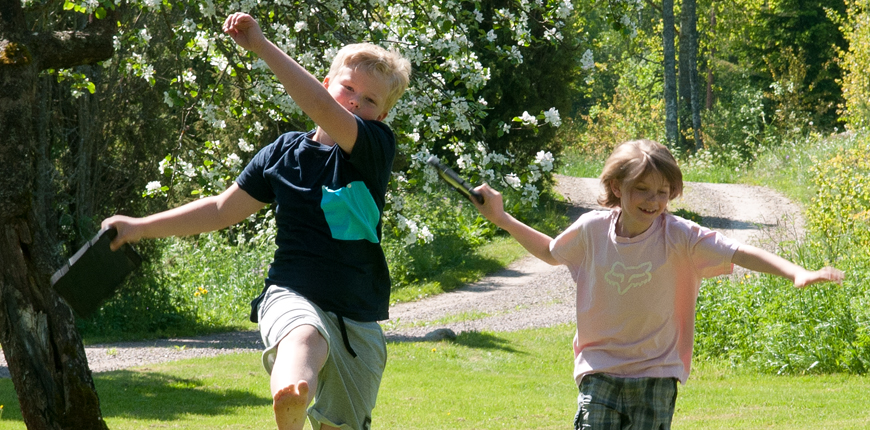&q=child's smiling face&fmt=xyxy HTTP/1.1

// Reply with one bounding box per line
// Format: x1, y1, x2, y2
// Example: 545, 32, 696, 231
612, 171, 671, 238
324, 66, 389, 122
